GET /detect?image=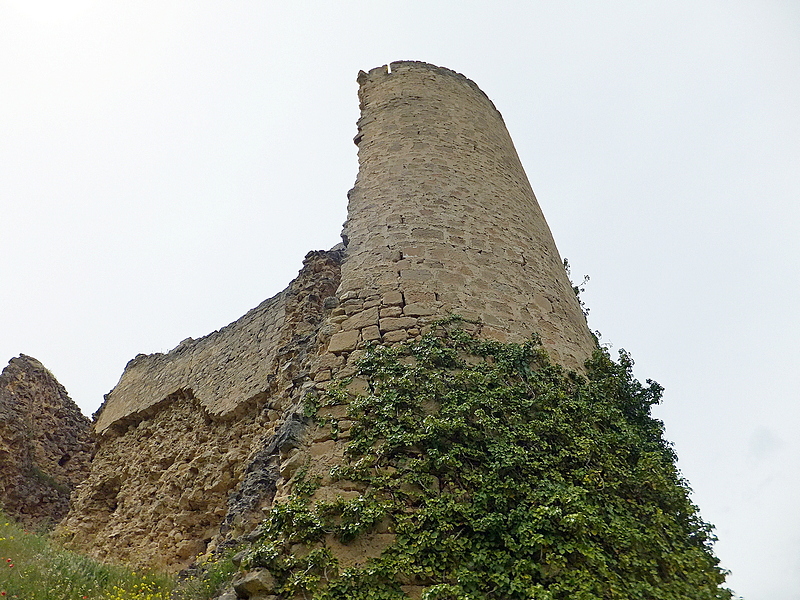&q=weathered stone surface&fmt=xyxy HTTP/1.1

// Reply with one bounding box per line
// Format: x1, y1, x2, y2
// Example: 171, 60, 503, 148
0, 355, 93, 528
339, 61, 596, 370
403, 302, 437, 317
327, 330, 359, 353
59, 251, 342, 571
379, 316, 418, 332
340, 306, 379, 331
361, 325, 381, 342
232, 568, 276, 597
